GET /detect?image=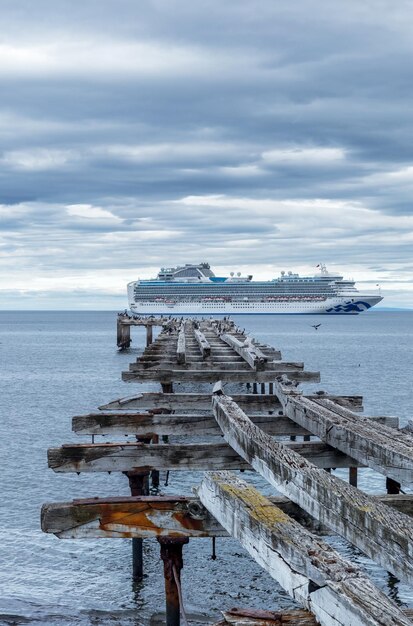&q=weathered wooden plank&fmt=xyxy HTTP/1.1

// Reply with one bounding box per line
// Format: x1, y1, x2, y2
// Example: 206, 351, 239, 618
73, 412, 310, 436
47, 441, 361, 473
41, 496, 225, 539
41, 493, 413, 540
72, 412, 396, 437
138, 355, 243, 363
193, 328, 211, 359
211, 393, 413, 585
274, 381, 413, 484
117, 316, 169, 327
129, 361, 305, 372
198, 472, 412, 626
219, 611, 413, 626
220, 607, 317, 626
99, 392, 363, 412
40, 495, 322, 539
219, 333, 270, 370
176, 325, 186, 364
122, 369, 320, 383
